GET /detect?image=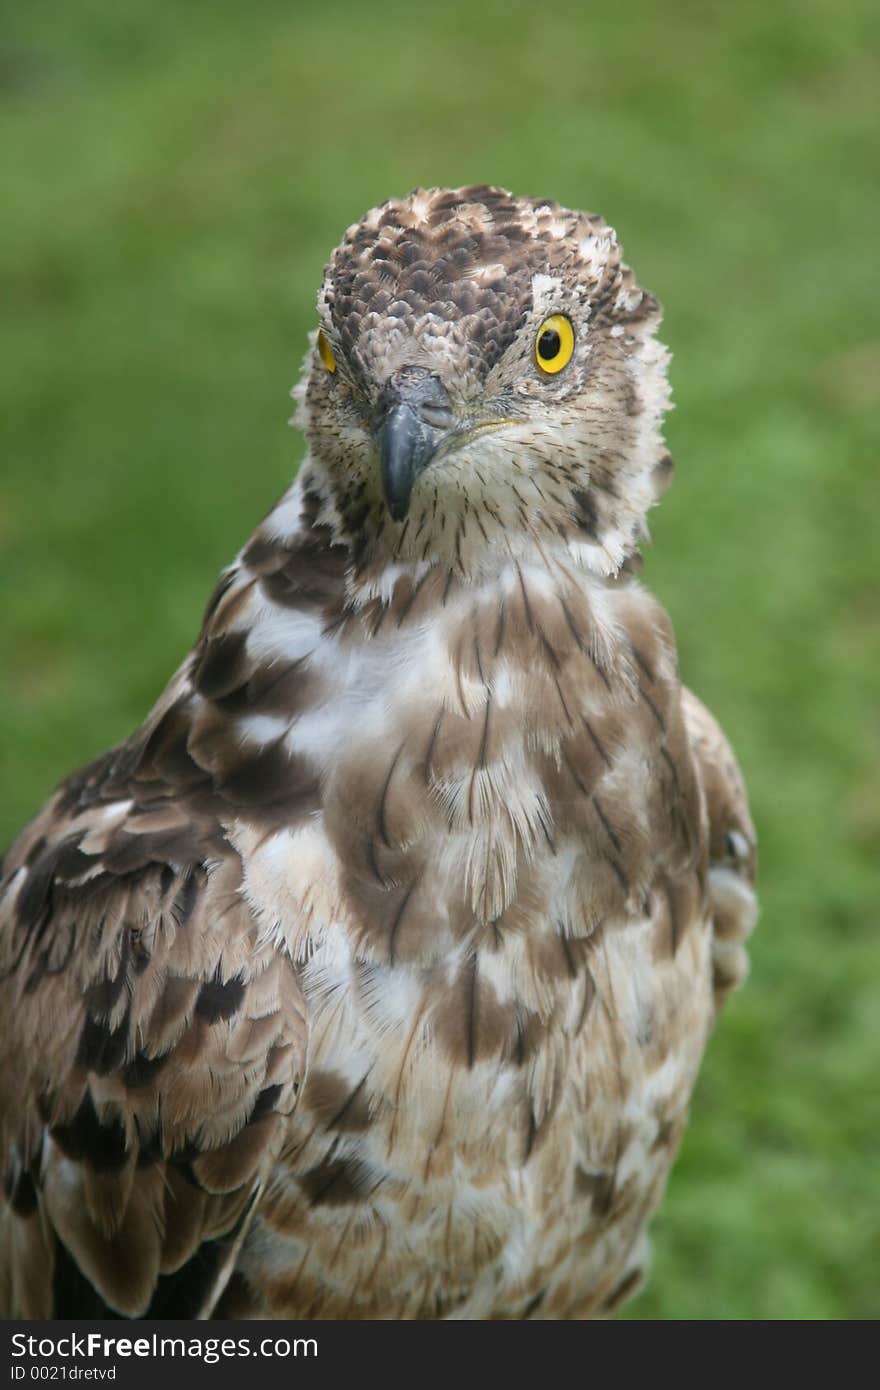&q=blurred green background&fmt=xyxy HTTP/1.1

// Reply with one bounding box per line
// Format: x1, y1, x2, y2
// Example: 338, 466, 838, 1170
1, 0, 878, 1319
